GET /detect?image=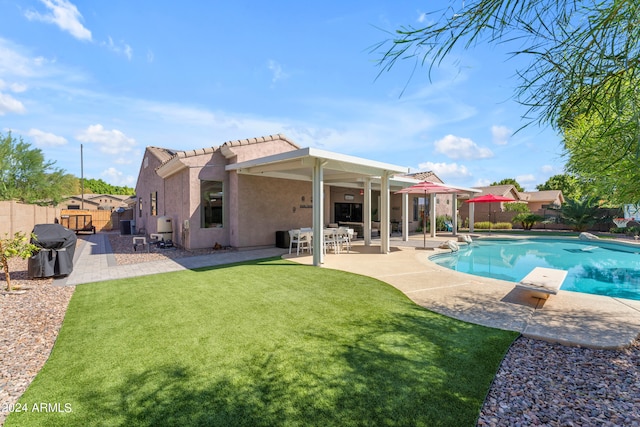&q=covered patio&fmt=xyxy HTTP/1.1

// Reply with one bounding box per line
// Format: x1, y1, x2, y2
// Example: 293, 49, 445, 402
226, 147, 479, 266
